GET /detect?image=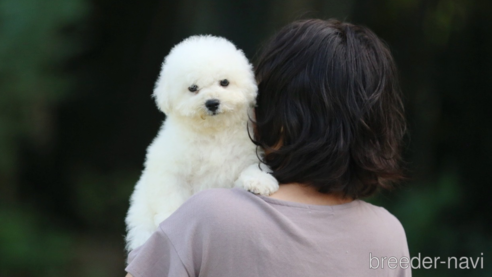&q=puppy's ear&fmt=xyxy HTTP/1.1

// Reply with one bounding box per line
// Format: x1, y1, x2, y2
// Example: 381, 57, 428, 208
153, 73, 172, 114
